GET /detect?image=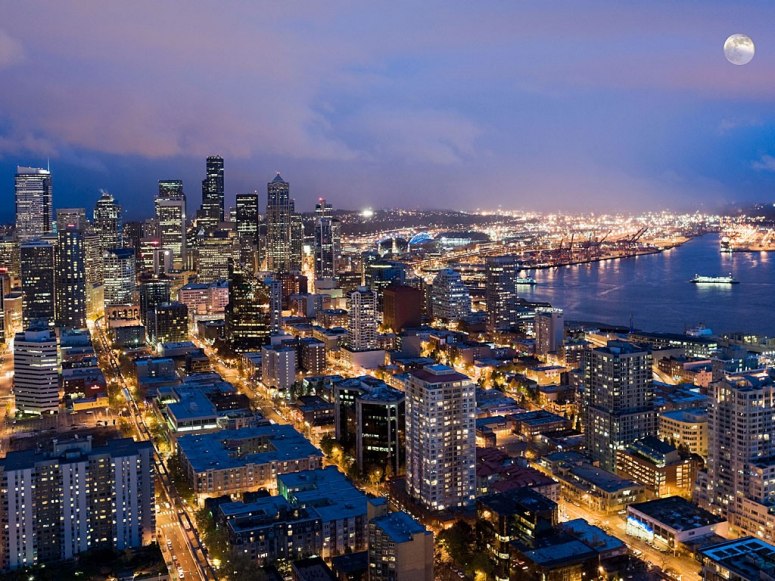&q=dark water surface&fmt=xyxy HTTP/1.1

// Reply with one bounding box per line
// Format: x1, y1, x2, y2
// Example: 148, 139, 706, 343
520, 234, 775, 336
